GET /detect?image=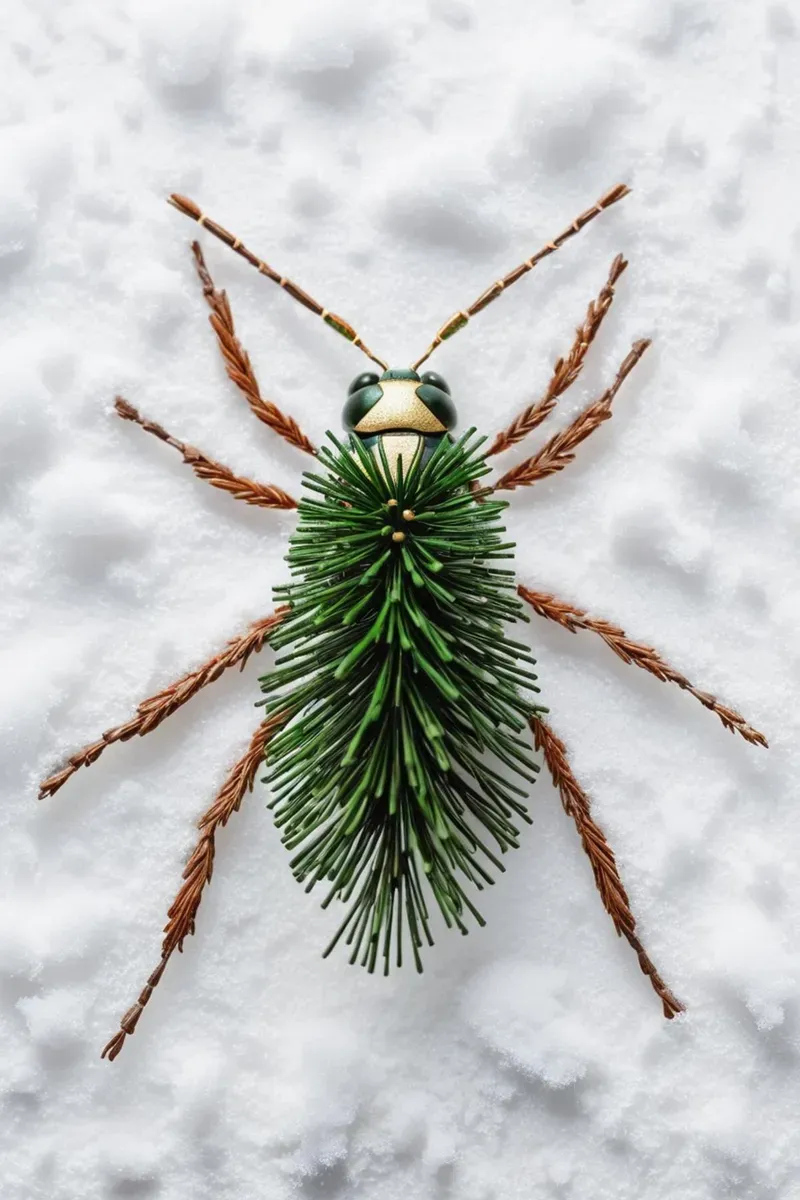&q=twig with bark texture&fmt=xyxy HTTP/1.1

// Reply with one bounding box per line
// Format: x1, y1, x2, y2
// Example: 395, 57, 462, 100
114, 397, 298, 510
520, 586, 767, 748
494, 339, 650, 492
191, 241, 316, 457
532, 716, 684, 1019
101, 713, 284, 1060
39, 610, 287, 799
487, 254, 628, 458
